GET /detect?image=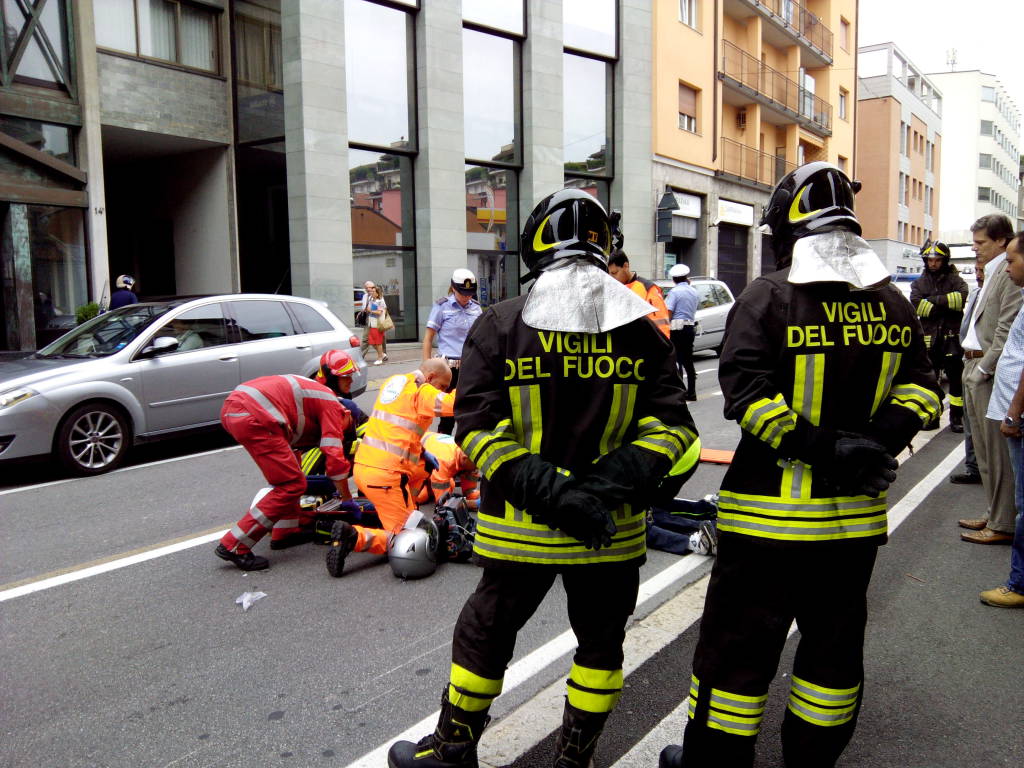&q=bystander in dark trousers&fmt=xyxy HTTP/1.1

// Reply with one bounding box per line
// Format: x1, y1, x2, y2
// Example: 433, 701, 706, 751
671, 324, 697, 400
